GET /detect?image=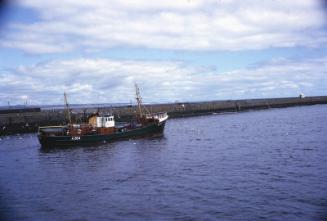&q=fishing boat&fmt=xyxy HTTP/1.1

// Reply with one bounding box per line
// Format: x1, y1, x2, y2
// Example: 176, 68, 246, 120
37, 84, 168, 148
